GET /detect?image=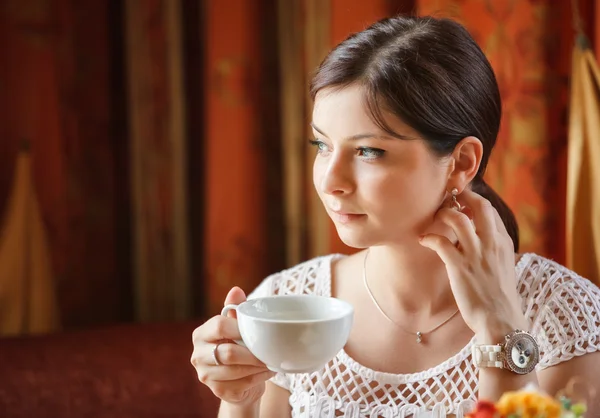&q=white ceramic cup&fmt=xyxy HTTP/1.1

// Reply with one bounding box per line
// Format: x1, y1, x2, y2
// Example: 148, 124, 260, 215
221, 295, 354, 374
